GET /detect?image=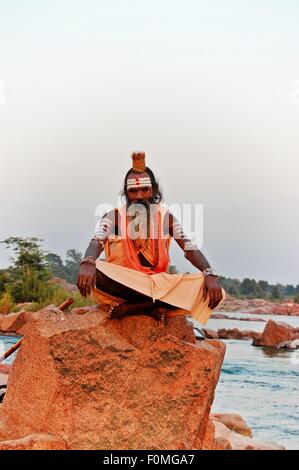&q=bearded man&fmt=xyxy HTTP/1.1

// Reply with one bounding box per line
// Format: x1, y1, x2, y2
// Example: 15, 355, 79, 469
77, 152, 225, 324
